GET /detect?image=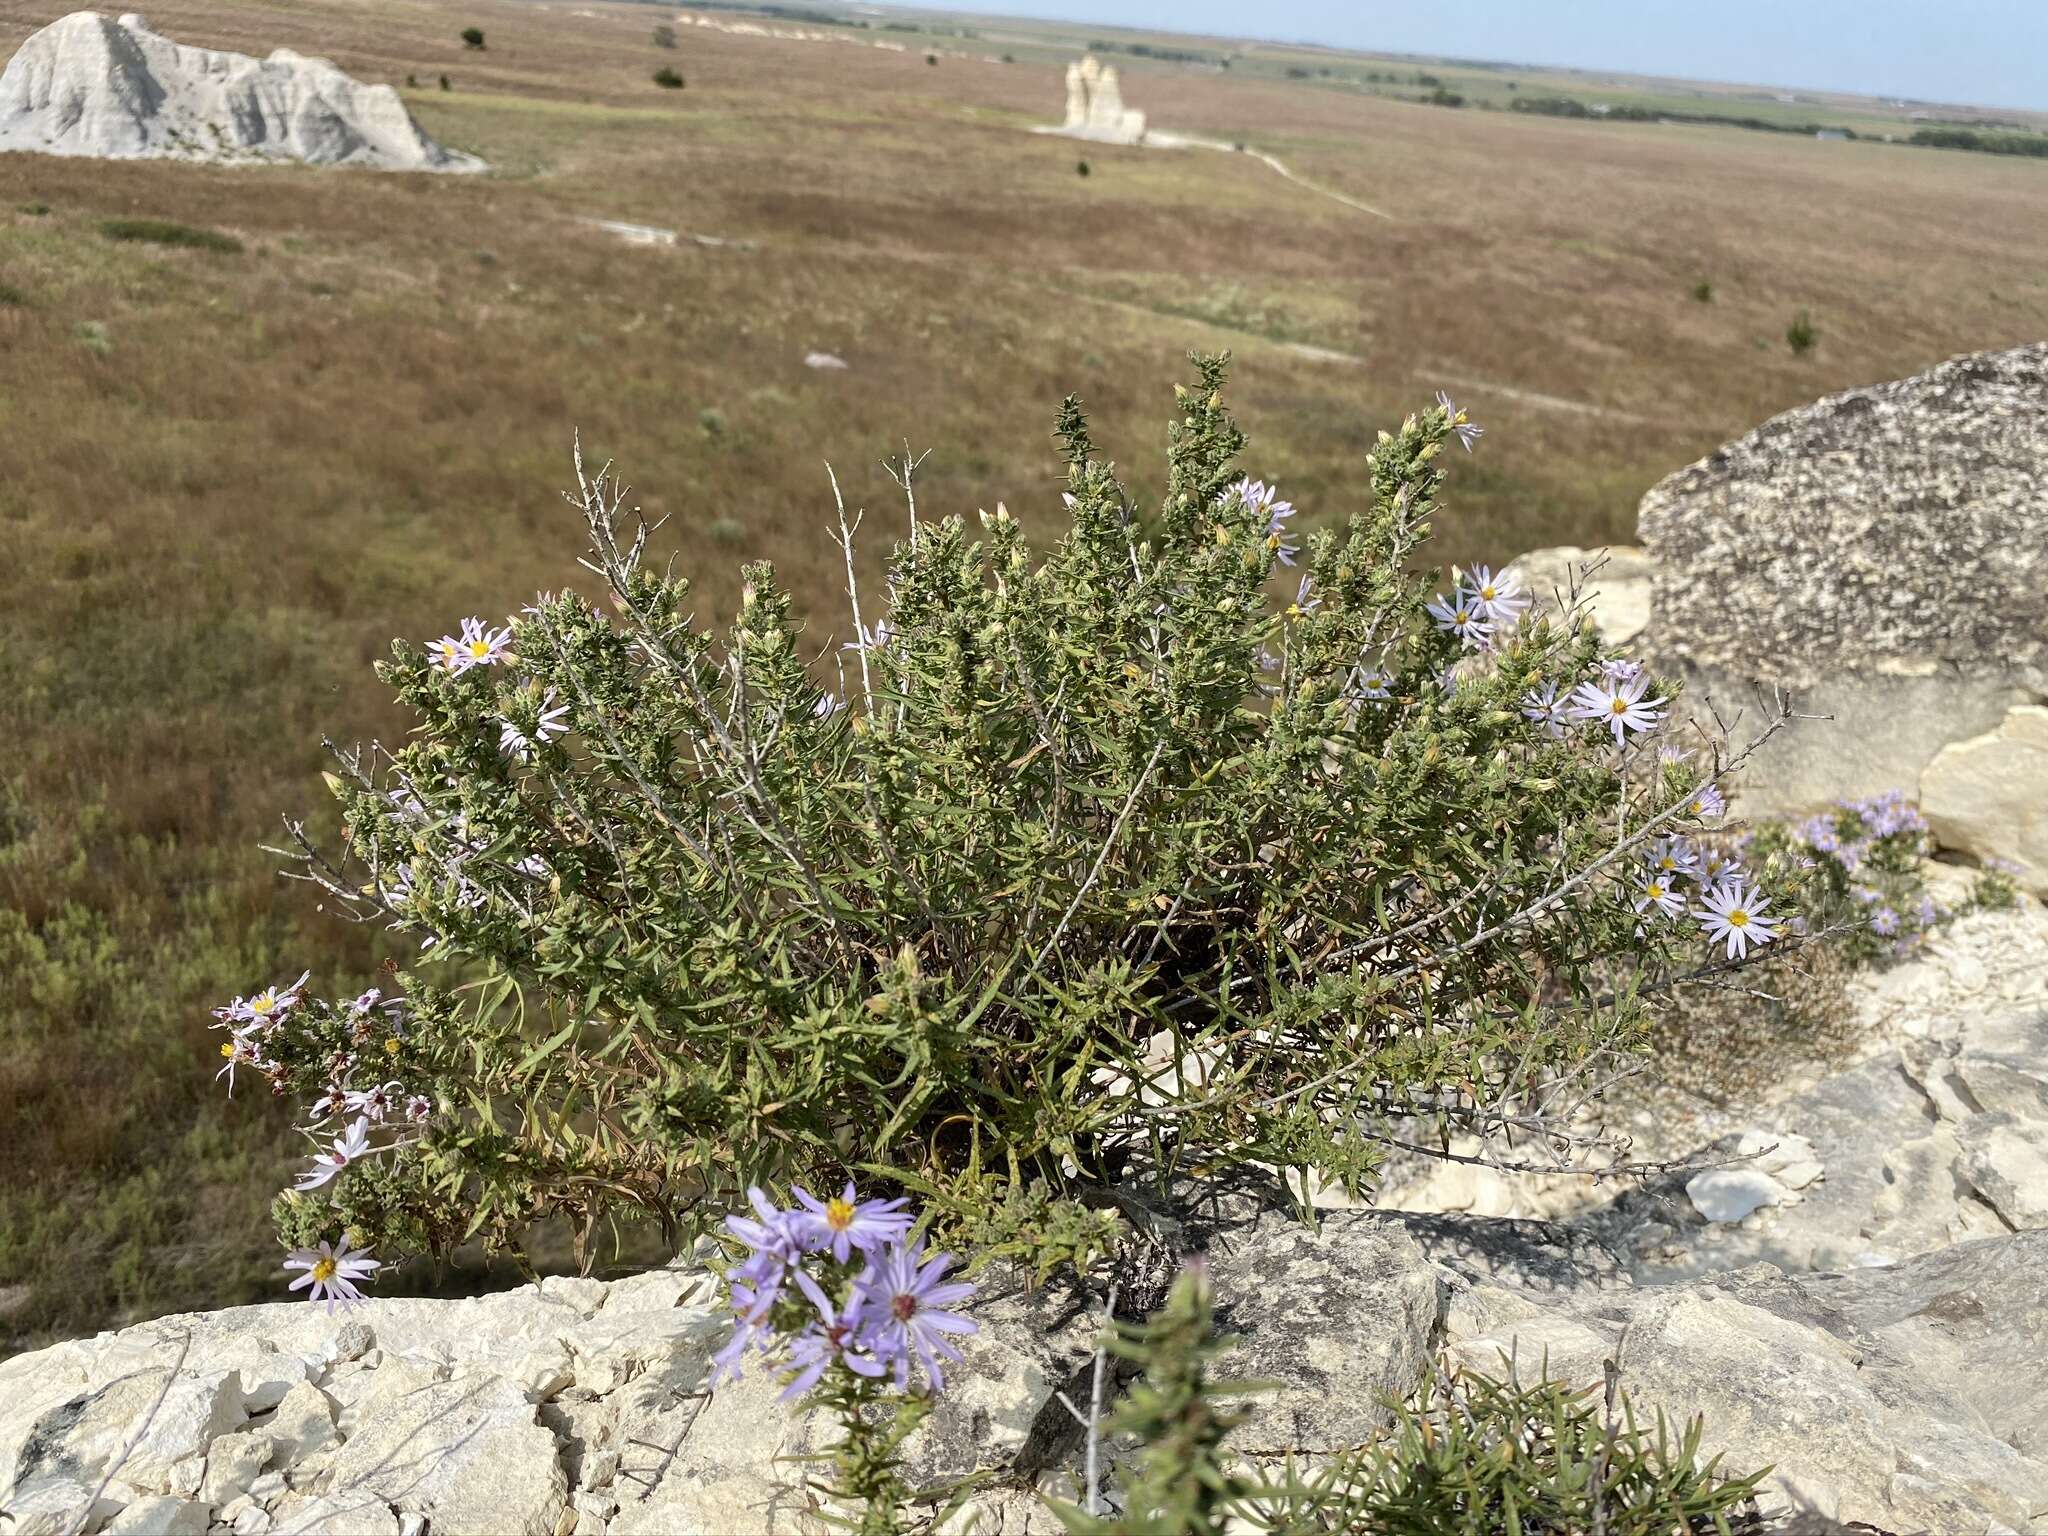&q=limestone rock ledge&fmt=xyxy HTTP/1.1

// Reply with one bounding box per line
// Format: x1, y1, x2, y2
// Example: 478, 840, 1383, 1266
6, 1196, 2046, 1534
